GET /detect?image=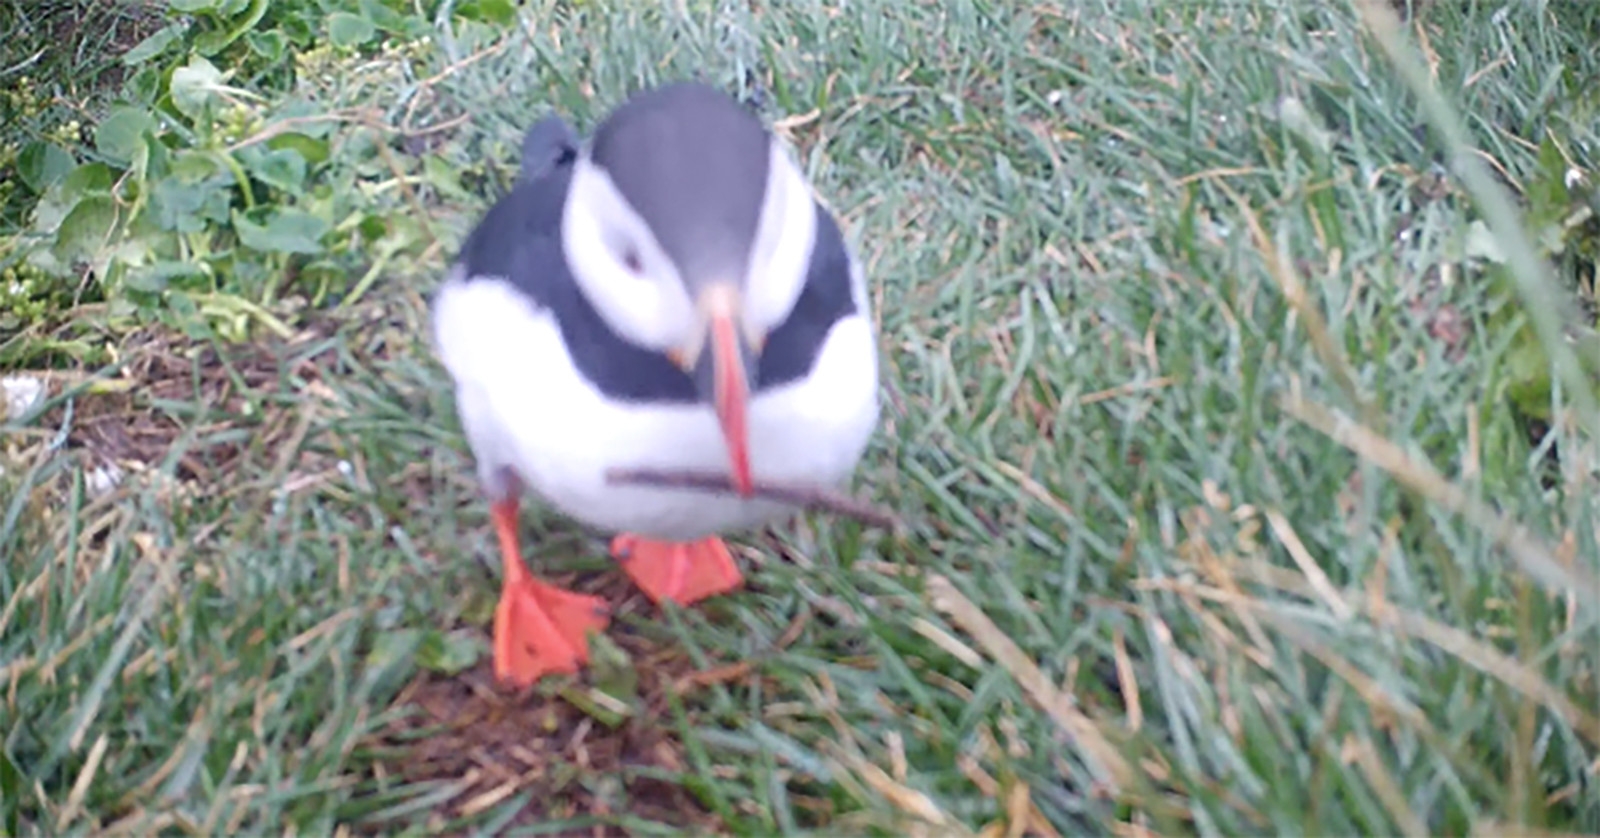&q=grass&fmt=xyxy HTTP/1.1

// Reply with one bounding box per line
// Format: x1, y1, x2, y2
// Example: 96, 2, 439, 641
4, 0, 1600, 834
